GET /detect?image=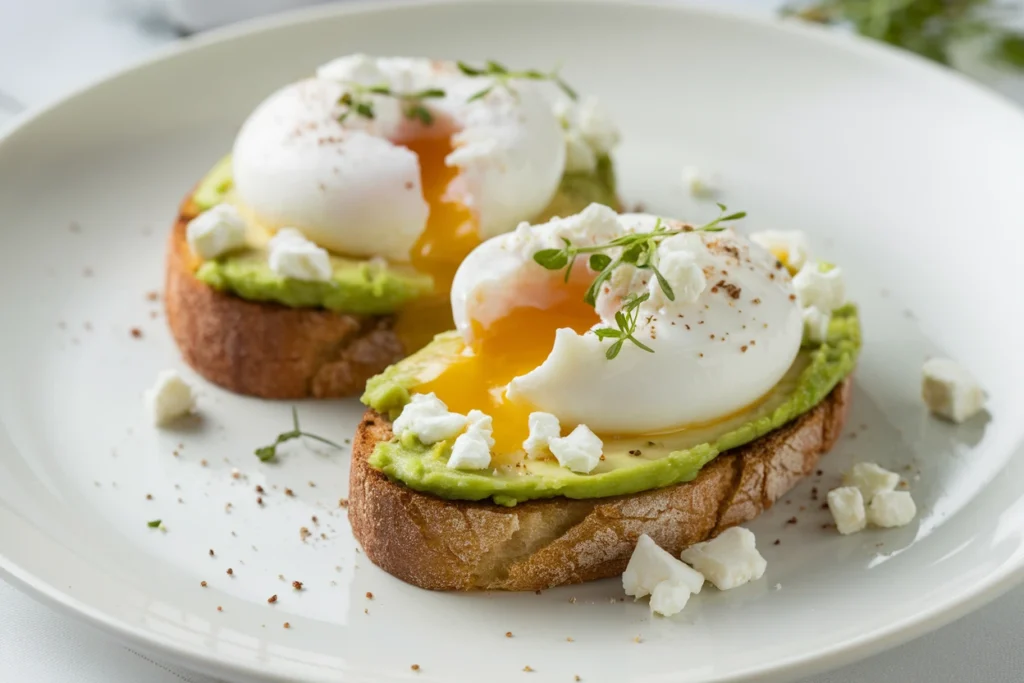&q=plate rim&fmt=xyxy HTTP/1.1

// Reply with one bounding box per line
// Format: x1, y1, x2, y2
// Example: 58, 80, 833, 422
2, 1, 1024, 681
